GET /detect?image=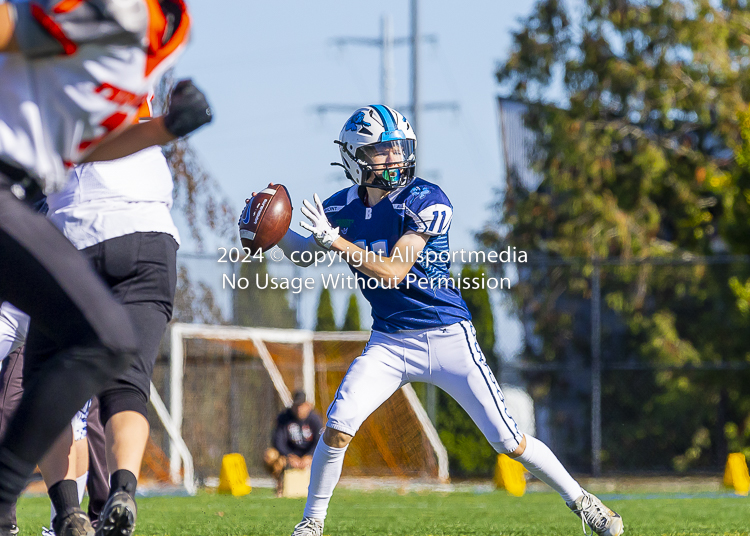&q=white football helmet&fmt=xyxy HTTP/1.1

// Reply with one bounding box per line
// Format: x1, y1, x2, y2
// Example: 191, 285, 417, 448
333, 105, 417, 190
